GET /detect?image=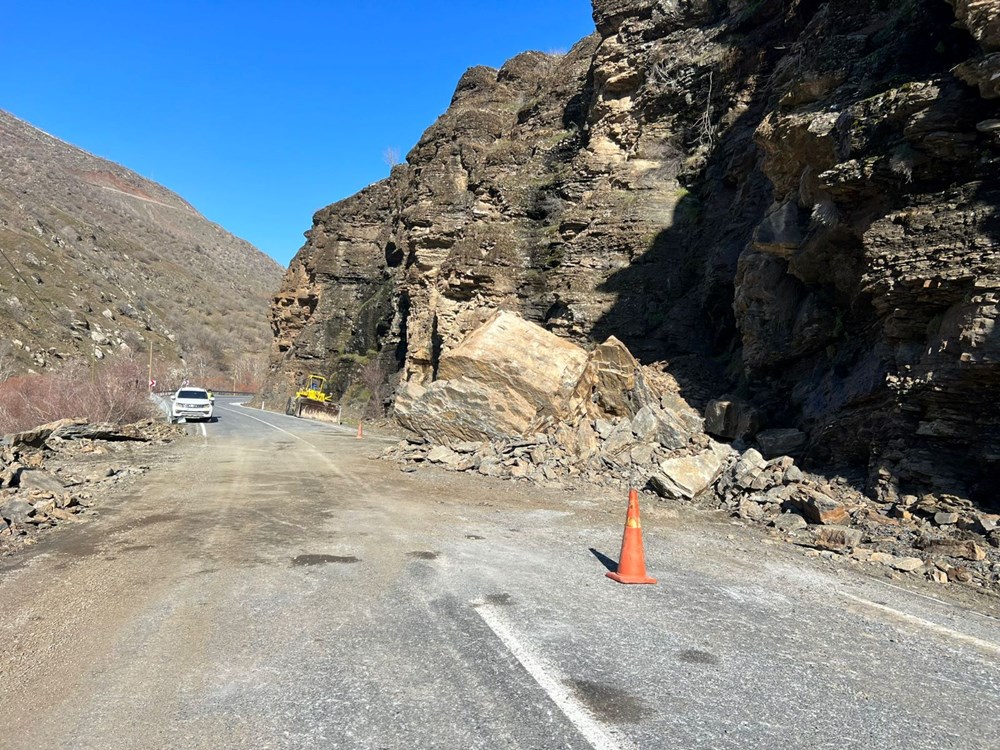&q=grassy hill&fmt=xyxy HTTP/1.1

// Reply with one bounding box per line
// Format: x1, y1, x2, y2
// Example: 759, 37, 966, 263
0, 109, 283, 388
